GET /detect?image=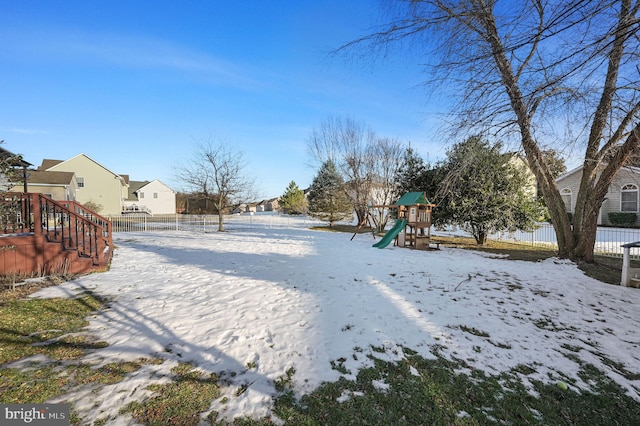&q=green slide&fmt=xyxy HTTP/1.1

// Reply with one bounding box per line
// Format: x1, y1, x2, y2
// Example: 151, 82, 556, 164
373, 219, 407, 249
